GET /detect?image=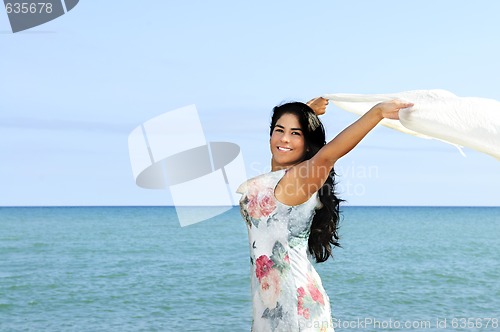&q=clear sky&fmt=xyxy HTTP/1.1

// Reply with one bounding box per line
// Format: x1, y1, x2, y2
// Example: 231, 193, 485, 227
1, 1, 499, 207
